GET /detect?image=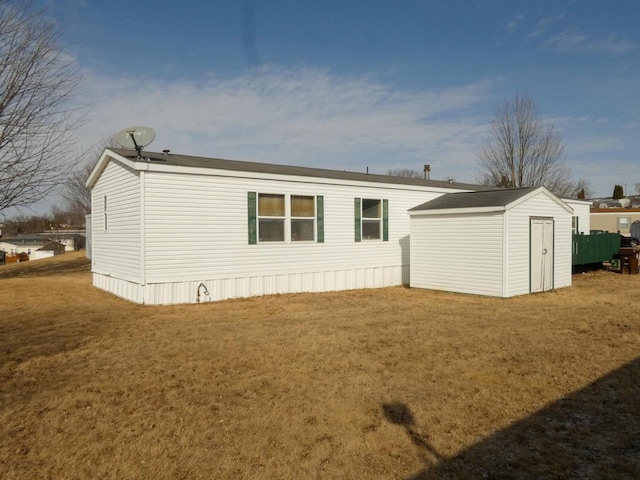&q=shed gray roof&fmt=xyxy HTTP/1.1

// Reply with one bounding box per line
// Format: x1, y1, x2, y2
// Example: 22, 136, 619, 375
409, 186, 540, 211
109, 147, 497, 191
